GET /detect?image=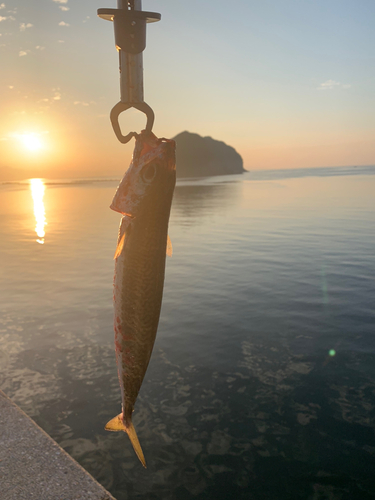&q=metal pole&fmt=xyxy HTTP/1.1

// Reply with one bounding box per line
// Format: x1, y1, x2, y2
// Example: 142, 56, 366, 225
118, 0, 144, 104
98, 1, 160, 141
